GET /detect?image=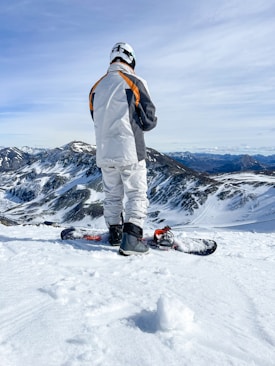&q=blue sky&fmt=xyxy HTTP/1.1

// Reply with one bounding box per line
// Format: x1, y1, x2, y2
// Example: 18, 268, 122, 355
1, 0, 275, 153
